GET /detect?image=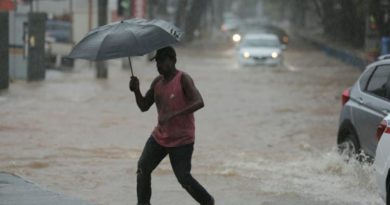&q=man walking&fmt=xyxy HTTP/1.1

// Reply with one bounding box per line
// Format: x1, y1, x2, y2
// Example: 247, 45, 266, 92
129, 46, 214, 205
